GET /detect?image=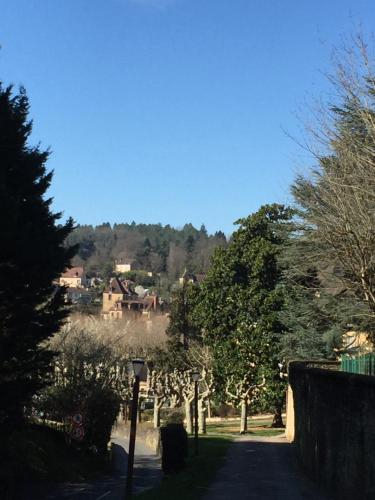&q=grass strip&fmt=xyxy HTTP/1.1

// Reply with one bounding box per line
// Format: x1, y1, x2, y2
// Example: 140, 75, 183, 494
206, 417, 285, 437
